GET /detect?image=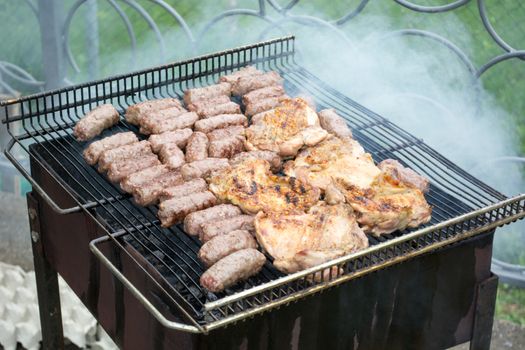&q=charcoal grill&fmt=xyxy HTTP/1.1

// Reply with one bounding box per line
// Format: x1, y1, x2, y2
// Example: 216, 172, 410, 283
2, 36, 525, 350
